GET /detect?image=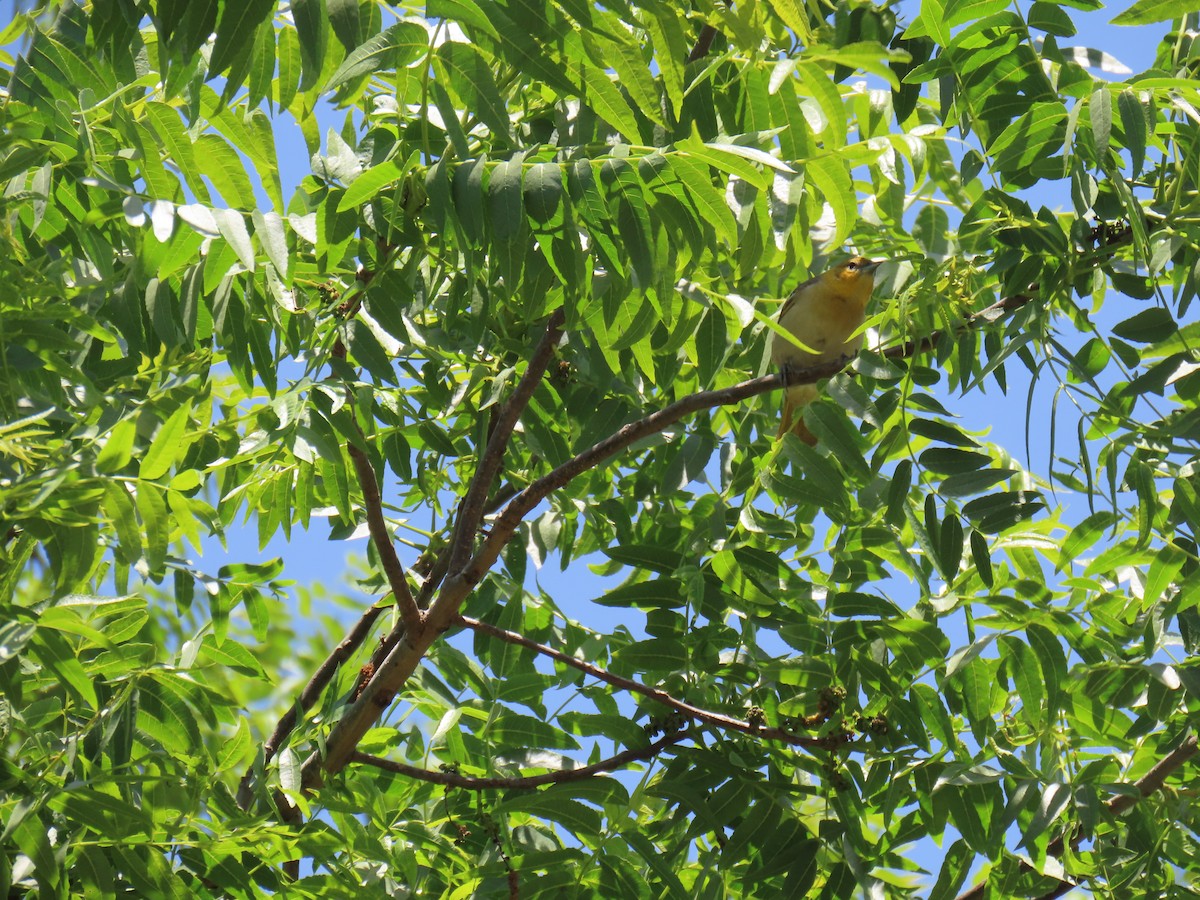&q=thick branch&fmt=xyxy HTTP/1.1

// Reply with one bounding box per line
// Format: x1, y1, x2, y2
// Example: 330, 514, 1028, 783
350, 730, 688, 789
957, 734, 1199, 900
446, 309, 566, 580
460, 615, 838, 748
1109, 733, 1199, 814
453, 362, 841, 596
347, 441, 424, 637
456, 293, 1035, 597
688, 24, 720, 63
